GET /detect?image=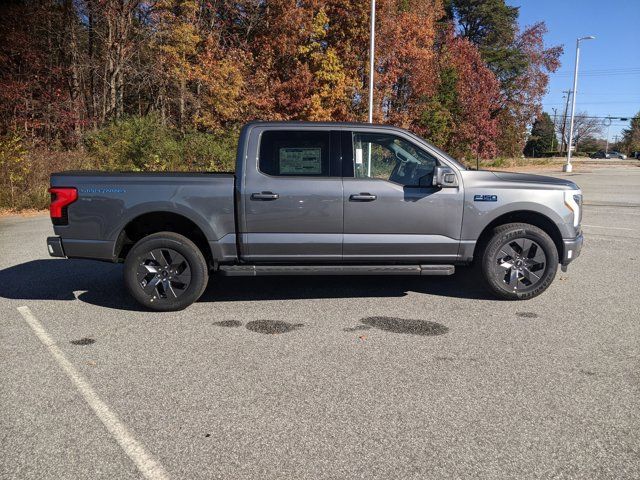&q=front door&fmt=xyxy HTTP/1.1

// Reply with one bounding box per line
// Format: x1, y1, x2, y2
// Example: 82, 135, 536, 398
241, 129, 343, 262
342, 130, 464, 262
